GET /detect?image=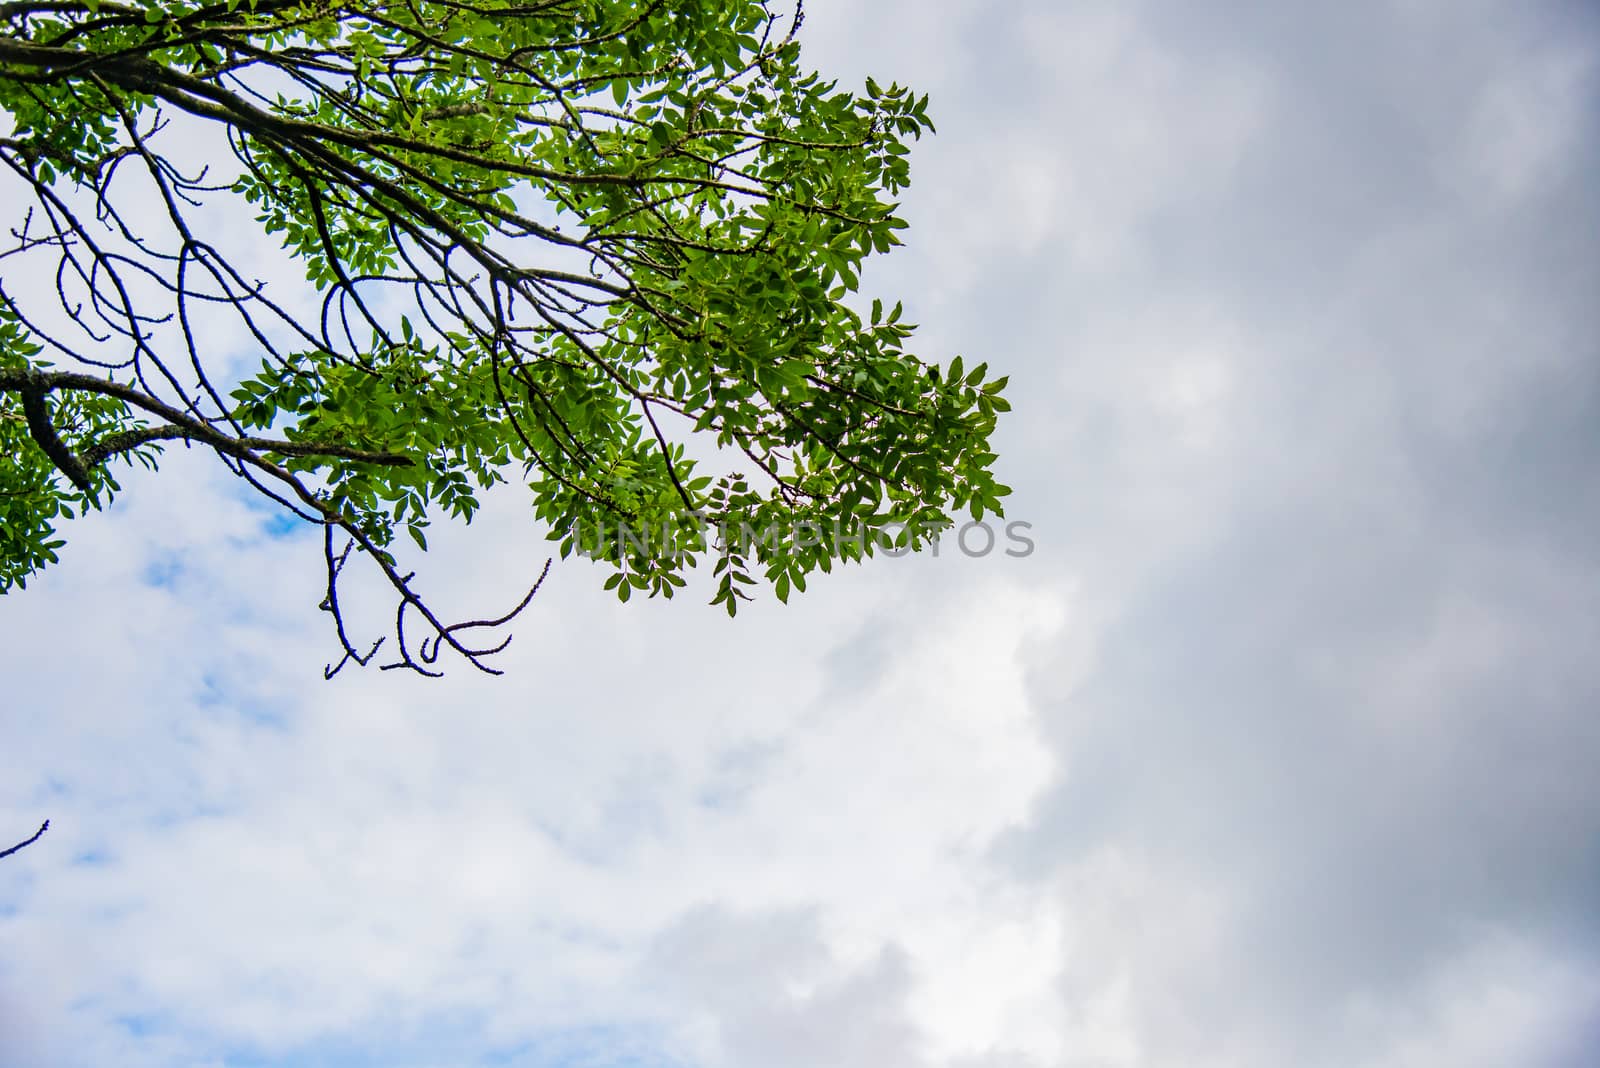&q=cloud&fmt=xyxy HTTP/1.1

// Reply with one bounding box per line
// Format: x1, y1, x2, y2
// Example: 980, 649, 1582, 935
971, 1, 1600, 1065
641, 905, 925, 1068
